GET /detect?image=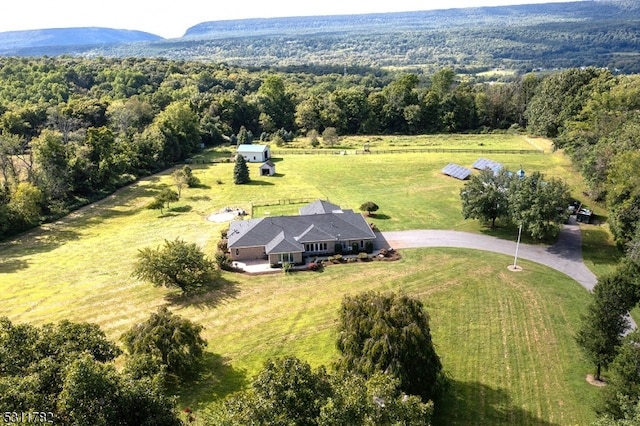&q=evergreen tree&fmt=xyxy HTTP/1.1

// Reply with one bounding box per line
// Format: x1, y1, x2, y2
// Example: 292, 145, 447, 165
233, 154, 250, 184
